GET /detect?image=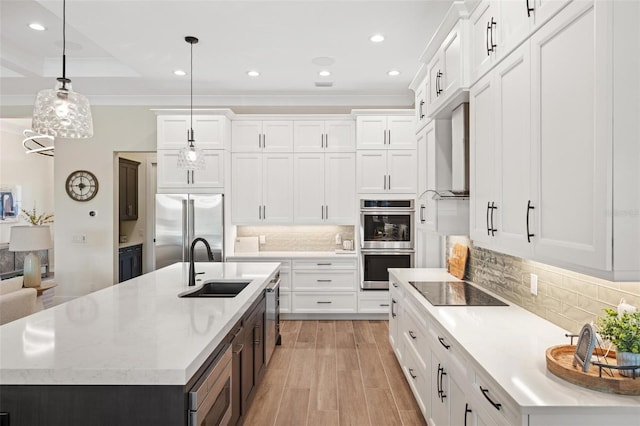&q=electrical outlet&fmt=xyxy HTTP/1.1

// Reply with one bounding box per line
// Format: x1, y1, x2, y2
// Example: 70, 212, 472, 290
259, 235, 266, 244
72, 234, 87, 243
335, 234, 342, 245
530, 273, 538, 296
